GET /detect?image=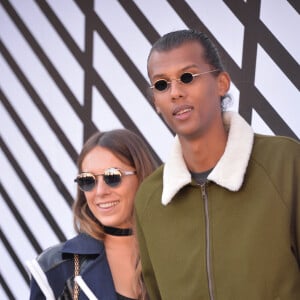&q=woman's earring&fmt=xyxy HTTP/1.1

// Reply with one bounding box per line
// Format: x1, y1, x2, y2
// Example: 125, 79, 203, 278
156, 107, 161, 114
